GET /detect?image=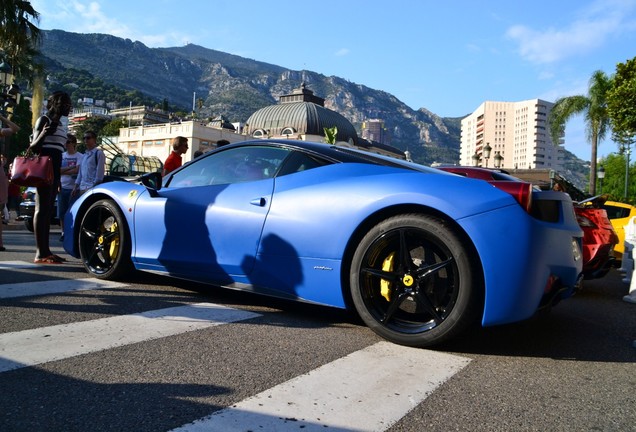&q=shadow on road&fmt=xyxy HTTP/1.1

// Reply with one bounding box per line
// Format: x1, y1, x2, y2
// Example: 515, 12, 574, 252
441, 269, 636, 363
